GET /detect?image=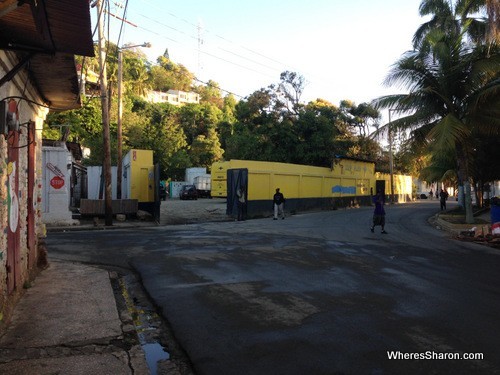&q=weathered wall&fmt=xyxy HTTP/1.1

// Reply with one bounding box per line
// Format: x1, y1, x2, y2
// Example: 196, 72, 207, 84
1, 51, 48, 324
42, 145, 75, 224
